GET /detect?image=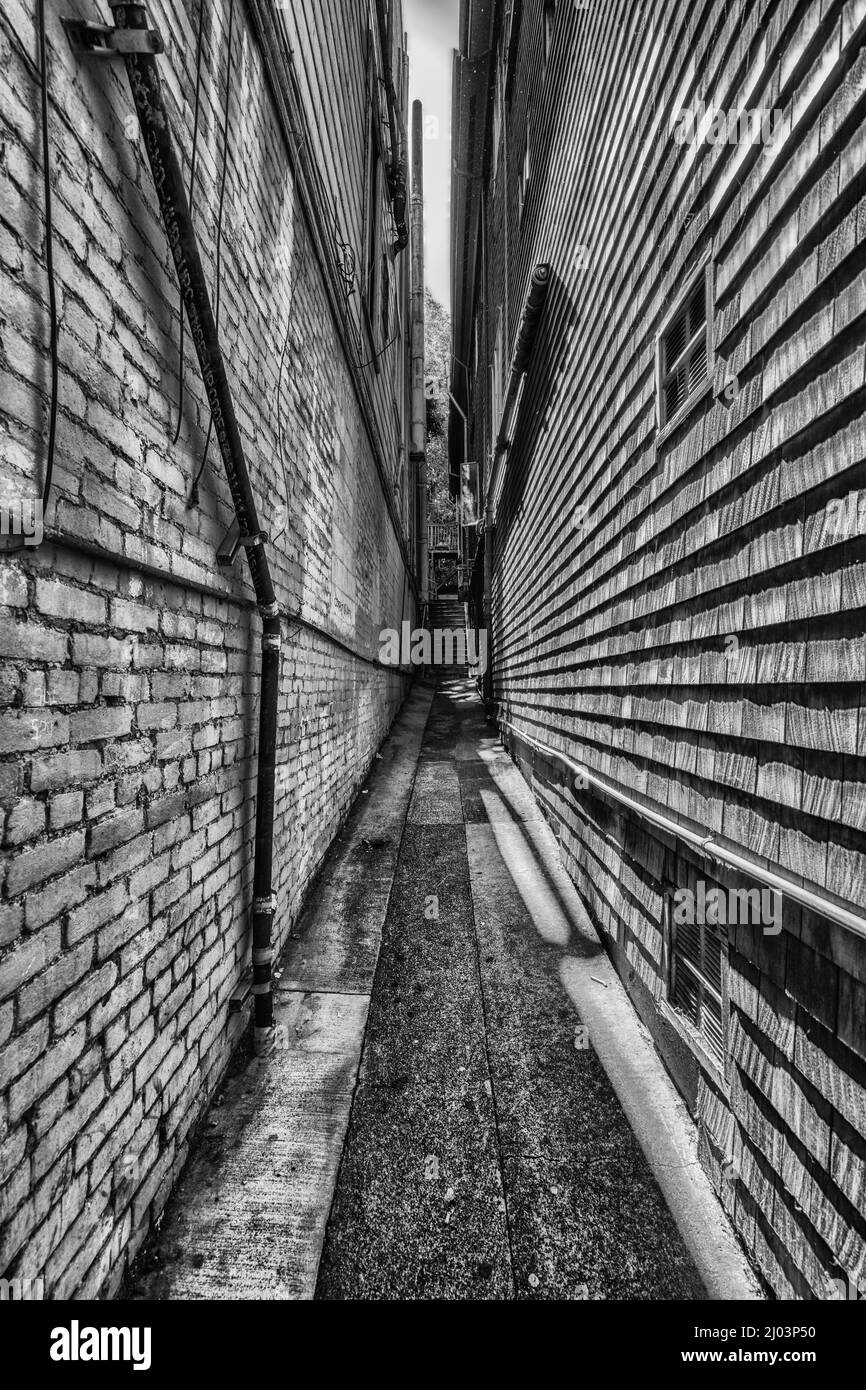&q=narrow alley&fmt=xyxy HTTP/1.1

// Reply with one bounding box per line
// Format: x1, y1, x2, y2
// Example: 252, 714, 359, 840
126, 668, 757, 1300
1, 0, 865, 1336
